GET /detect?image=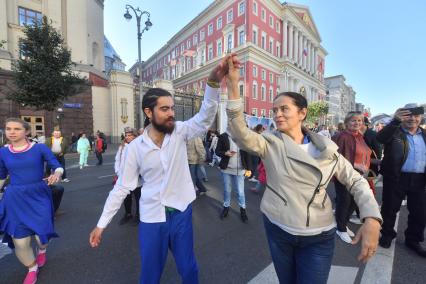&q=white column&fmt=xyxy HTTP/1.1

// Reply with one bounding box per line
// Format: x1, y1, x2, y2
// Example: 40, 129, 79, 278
313, 47, 318, 77
283, 20, 288, 59
288, 24, 293, 62
298, 33, 303, 67
310, 45, 314, 74
307, 43, 311, 74
303, 37, 307, 70
287, 75, 292, 91
294, 29, 298, 64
